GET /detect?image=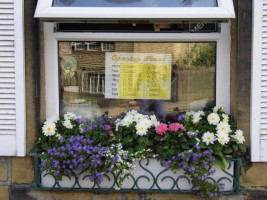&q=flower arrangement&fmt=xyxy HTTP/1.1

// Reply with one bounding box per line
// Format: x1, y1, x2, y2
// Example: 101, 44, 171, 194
30, 105, 246, 200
